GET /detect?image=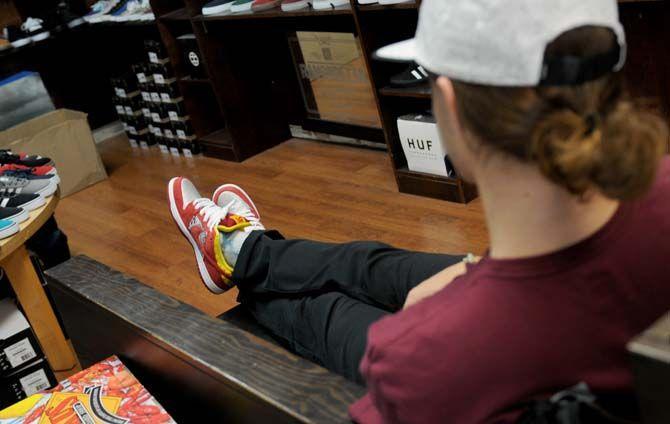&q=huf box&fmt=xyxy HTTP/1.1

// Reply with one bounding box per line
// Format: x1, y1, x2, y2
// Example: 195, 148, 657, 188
397, 114, 452, 177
